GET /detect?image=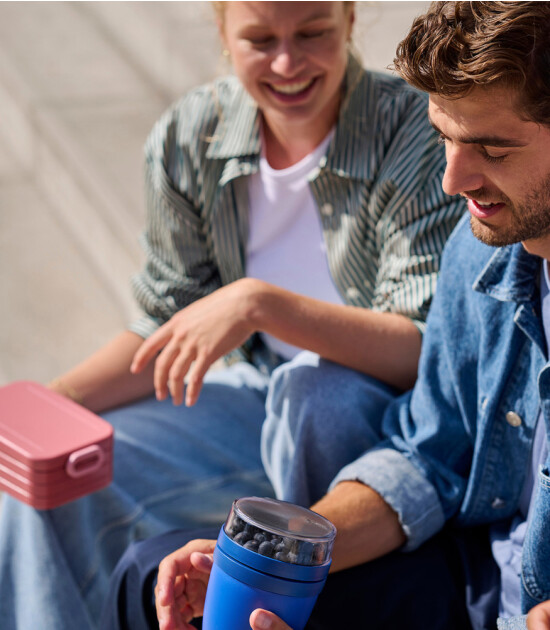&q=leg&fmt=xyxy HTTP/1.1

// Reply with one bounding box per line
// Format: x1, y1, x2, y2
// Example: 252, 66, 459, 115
262, 351, 398, 506
0, 362, 275, 630
99, 527, 220, 630
307, 526, 499, 630
101, 525, 499, 630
